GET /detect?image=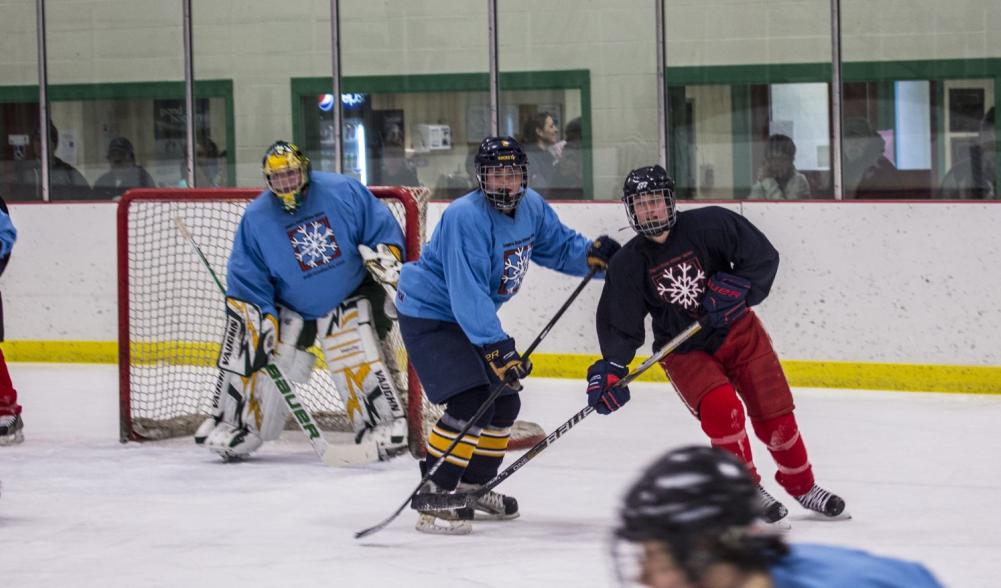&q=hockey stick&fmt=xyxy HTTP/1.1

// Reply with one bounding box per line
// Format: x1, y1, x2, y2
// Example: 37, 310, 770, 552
173, 216, 378, 466
354, 266, 601, 539
413, 316, 708, 511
